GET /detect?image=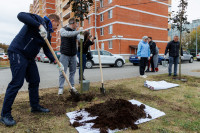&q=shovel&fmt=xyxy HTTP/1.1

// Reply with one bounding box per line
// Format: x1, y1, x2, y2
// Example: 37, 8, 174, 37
44, 38, 80, 99
95, 32, 106, 95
